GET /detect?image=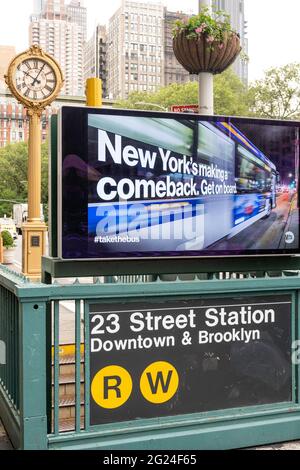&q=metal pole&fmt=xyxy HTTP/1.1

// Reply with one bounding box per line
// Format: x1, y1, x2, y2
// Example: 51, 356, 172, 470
27, 111, 41, 223
199, 0, 214, 115
21, 108, 47, 281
